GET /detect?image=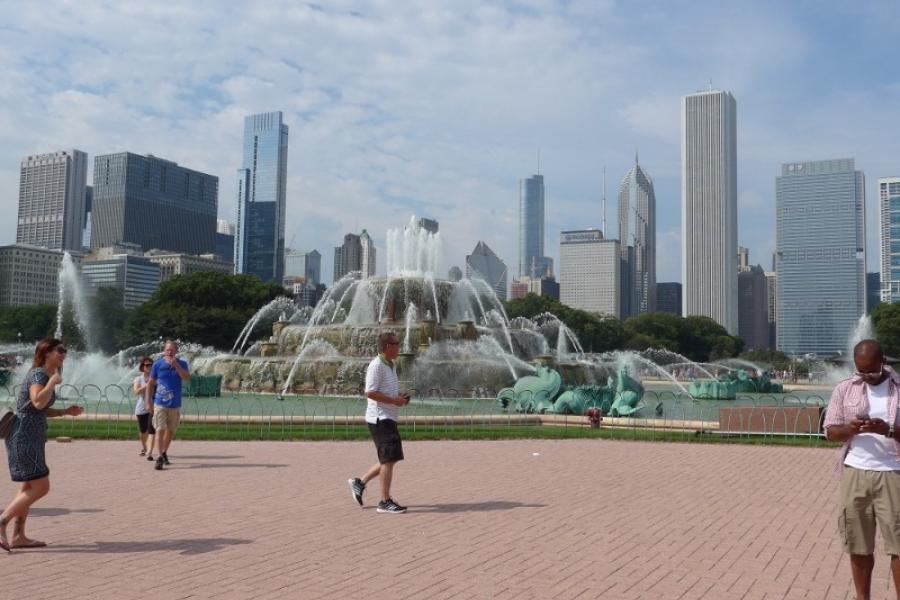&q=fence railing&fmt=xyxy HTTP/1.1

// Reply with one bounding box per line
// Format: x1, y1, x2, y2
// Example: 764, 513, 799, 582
0, 384, 832, 445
